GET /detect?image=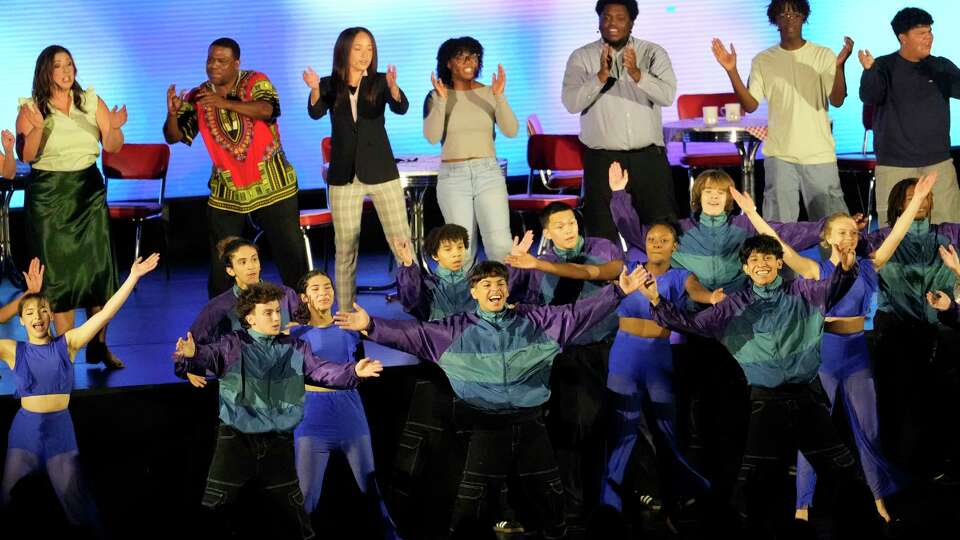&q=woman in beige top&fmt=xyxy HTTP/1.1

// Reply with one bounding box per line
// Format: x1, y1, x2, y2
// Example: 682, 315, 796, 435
424, 37, 518, 269
16, 45, 128, 368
